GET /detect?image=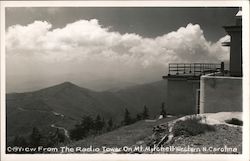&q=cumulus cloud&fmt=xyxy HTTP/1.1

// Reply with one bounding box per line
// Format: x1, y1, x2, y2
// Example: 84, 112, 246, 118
6, 19, 229, 92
